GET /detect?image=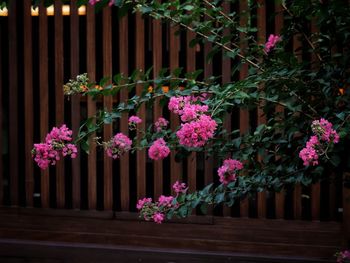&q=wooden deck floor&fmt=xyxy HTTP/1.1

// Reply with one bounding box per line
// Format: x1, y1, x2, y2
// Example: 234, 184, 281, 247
0, 207, 342, 262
